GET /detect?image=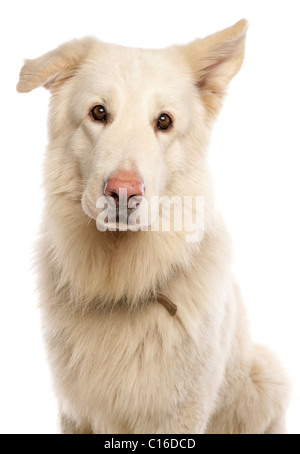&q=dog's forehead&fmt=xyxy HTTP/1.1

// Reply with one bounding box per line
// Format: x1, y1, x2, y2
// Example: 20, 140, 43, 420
80, 43, 190, 93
